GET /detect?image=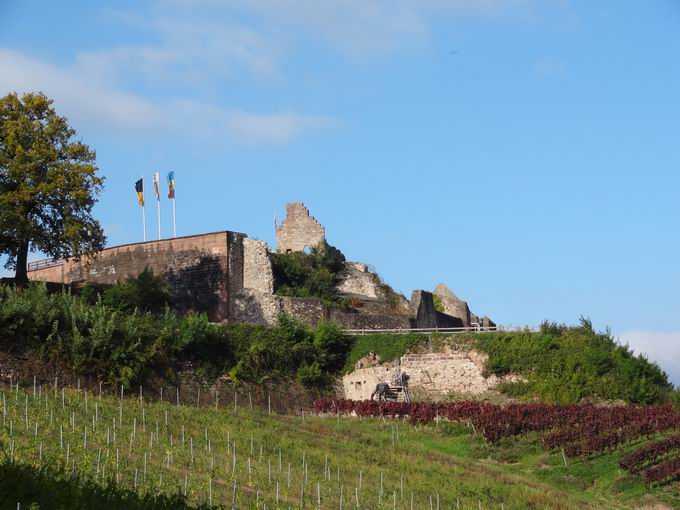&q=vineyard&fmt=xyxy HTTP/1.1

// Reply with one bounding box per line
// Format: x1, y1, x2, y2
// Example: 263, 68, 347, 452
314, 399, 680, 486
1, 379, 679, 509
